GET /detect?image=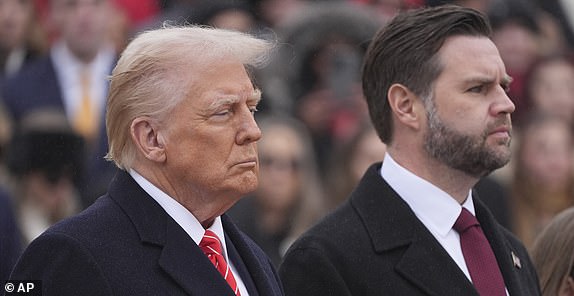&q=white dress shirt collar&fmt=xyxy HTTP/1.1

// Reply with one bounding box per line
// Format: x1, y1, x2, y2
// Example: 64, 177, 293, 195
128, 169, 250, 295
128, 169, 228, 256
380, 153, 475, 238
380, 154, 509, 294
50, 40, 115, 121
4, 47, 26, 76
